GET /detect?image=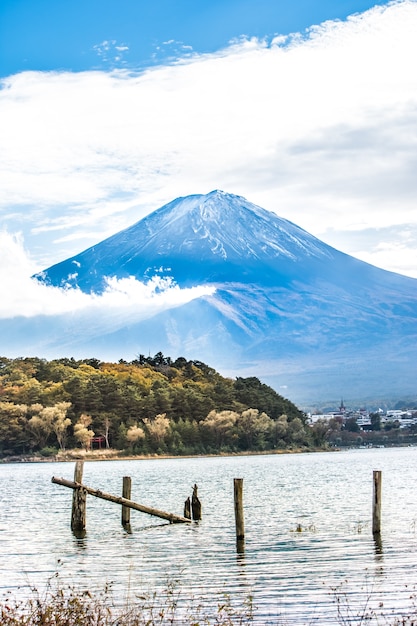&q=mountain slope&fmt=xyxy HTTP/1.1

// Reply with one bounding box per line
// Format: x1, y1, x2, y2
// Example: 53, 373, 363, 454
36, 190, 359, 291
31, 190, 417, 403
